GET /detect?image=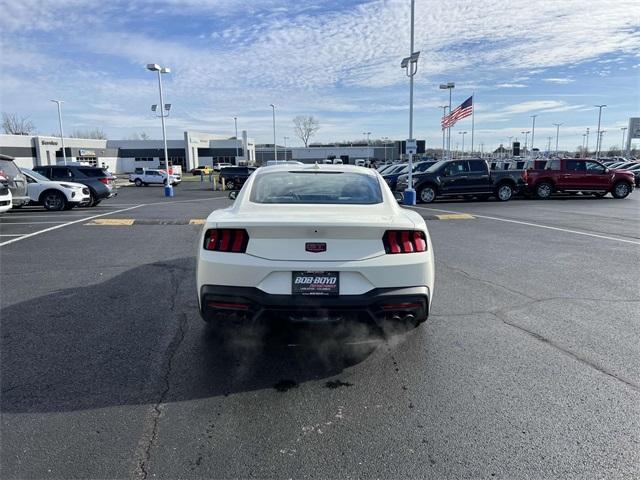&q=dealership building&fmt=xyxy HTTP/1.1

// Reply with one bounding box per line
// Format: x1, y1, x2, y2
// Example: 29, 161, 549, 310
0, 131, 256, 173
1, 133, 430, 172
